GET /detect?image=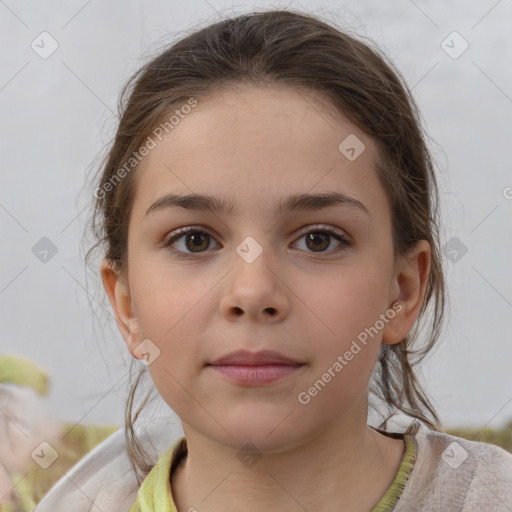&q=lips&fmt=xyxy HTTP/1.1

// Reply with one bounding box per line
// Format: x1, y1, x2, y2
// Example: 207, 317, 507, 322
208, 349, 303, 366
207, 350, 305, 386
